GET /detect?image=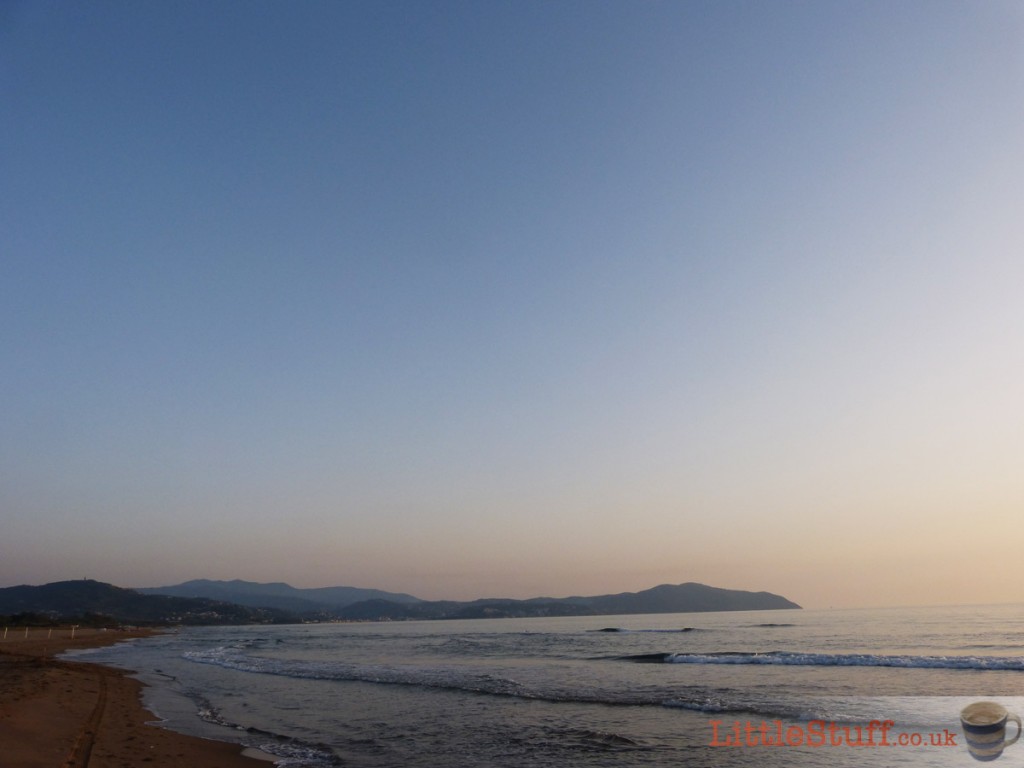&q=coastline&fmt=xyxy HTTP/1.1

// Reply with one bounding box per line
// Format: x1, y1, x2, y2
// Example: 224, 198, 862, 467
0, 627, 271, 768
